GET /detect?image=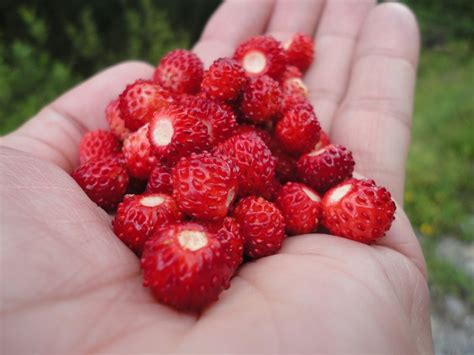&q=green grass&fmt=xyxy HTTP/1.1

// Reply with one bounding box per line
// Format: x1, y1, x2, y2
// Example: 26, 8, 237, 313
405, 42, 474, 242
